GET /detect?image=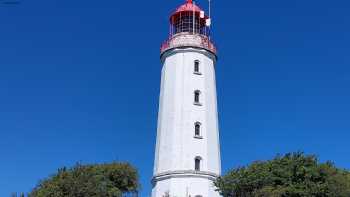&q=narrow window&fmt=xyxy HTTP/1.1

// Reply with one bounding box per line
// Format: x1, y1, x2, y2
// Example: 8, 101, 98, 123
194, 90, 200, 104
195, 122, 201, 137
195, 157, 201, 171
194, 60, 200, 73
